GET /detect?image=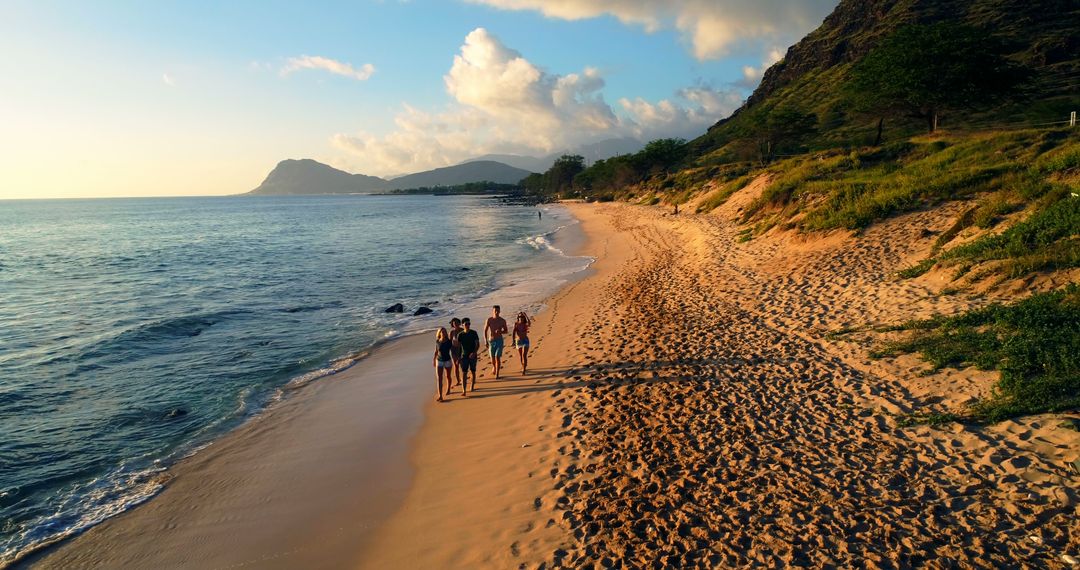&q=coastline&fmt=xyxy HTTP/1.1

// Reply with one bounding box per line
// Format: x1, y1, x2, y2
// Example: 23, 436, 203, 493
24, 200, 1079, 567
361, 201, 1078, 567
22, 334, 434, 569
19, 202, 591, 569
358, 203, 627, 568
